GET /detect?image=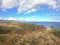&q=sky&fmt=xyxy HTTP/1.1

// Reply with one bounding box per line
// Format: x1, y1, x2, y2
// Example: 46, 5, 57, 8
0, 0, 60, 22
